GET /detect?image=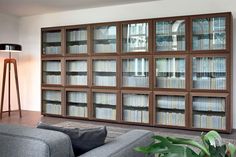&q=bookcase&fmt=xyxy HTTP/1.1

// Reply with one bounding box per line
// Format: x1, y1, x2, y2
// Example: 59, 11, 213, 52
41, 12, 233, 133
